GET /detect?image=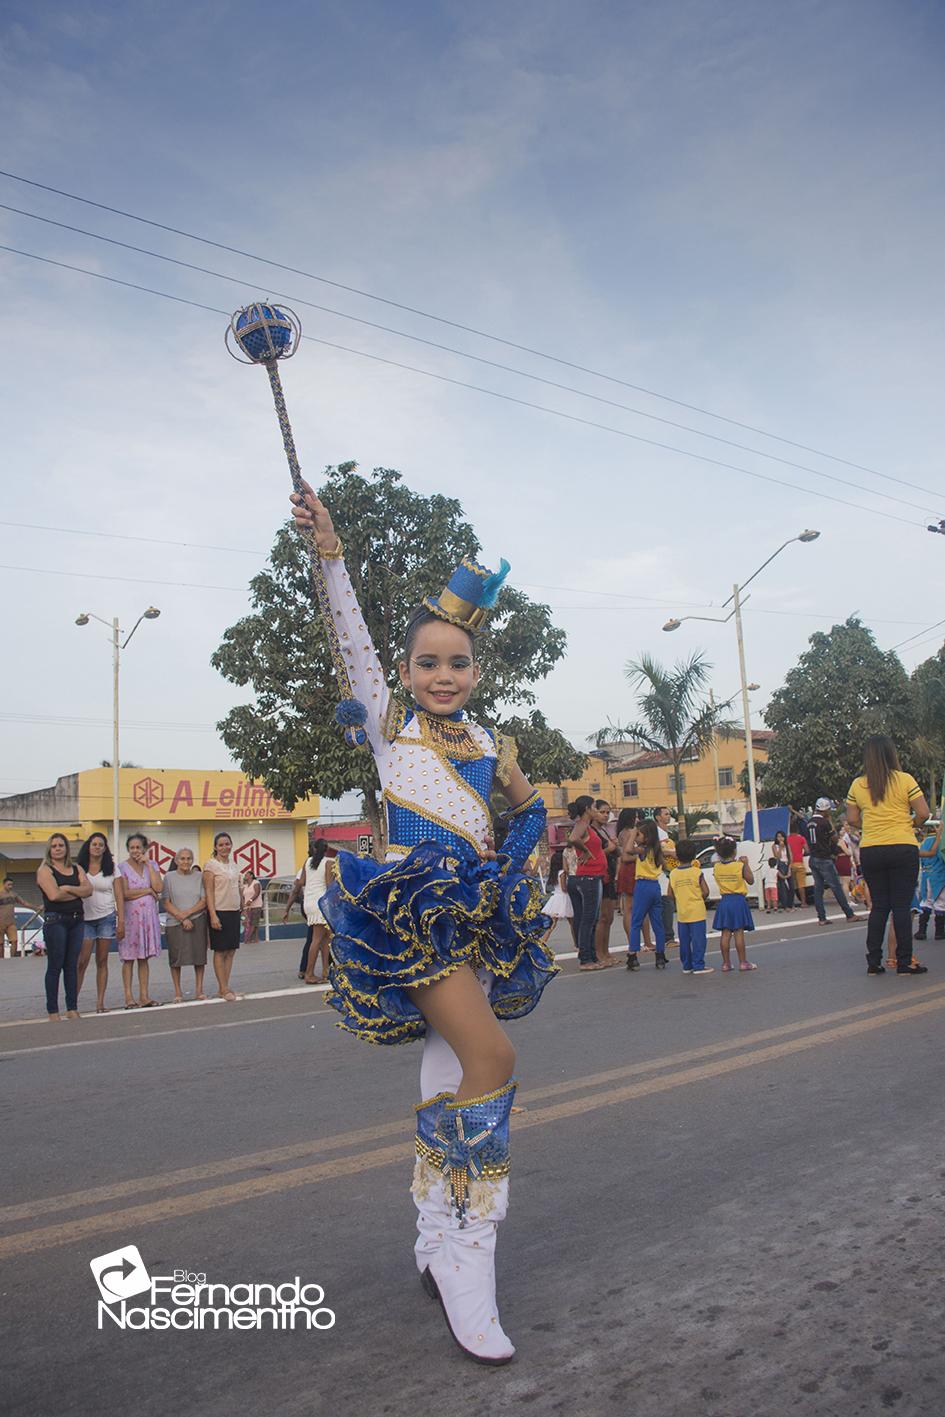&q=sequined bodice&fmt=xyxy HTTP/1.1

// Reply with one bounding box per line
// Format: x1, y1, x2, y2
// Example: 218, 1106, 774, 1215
381, 709, 498, 859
